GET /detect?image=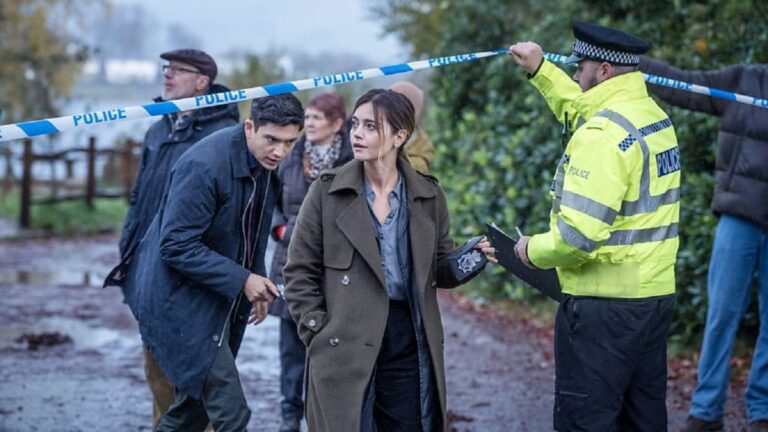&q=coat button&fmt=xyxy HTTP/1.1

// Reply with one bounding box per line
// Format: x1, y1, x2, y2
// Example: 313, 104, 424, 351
212, 335, 219, 342
329, 336, 339, 346
308, 319, 316, 328
431, 281, 437, 288
341, 275, 350, 286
